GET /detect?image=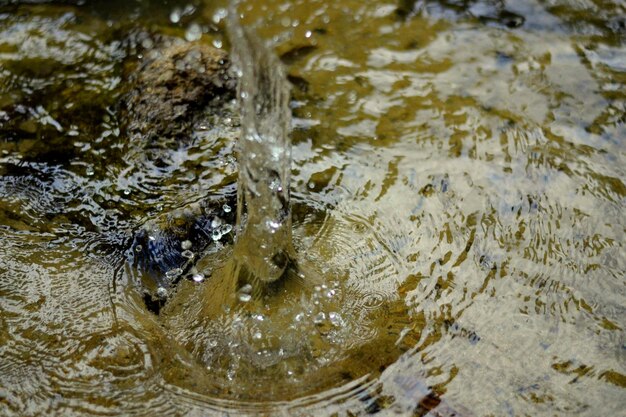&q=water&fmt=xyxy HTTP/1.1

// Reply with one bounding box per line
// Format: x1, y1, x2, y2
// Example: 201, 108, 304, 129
226, 1, 296, 285
0, 1, 625, 416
